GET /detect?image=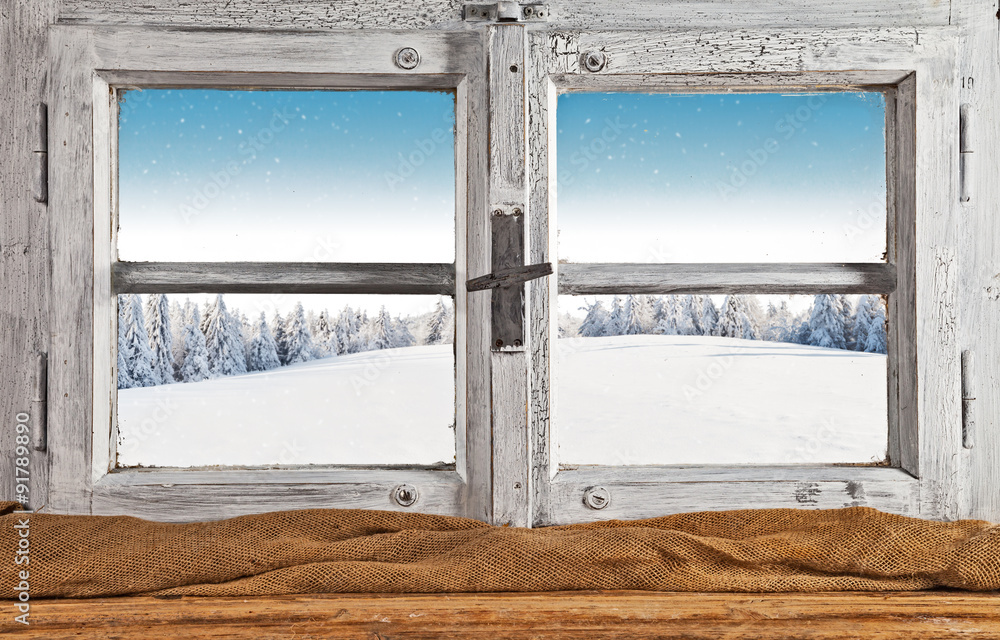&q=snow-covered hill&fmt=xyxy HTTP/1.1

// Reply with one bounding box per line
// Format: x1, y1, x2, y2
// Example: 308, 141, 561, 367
118, 335, 887, 468
555, 335, 887, 465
